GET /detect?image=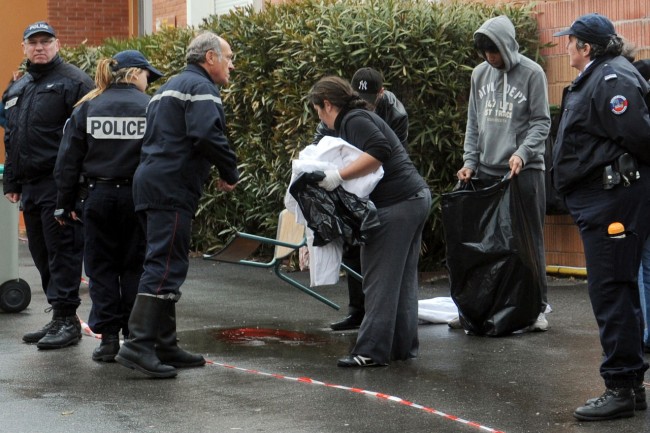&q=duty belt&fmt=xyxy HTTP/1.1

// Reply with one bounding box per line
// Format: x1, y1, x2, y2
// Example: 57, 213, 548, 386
88, 177, 132, 186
